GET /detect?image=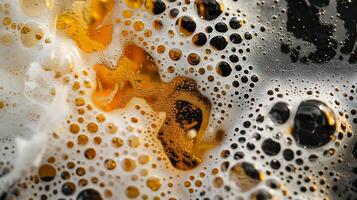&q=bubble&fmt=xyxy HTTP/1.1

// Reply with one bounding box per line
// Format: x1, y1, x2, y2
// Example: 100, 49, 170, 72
229, 54, 239, 63
0, 32, 13, 46
250, 189, 276, 200
229, 162, 264, 192
261, 138, 281, 156
138, 154, 151, 164
176, 16, 197, 37
194, 0, 224, 21
133, 21, 145, 31
229, 33, 243, 44
104, 159, 117, 170
187, 53, 201, 66
282, 149, 294, 161
87, 122, 98, 133
127, 125, 139, 138
112, 137, 124, 148
213, 176, 224, 188
84, 148, 96, 160
126, 186, 140, 199
244, 32, 253, 40
292, 100, 336, 148
192, 32, 208, 46
38, 164, 56, 182
122, 158, 137, 172
215, 22, 228, 33
144, 0, 166, 15
20, 22, 44, 47
106, 123, 118, 134
229, 17, 243, 29
210, 36, 228, 50
269, 102, 290, 124
146, 176, 161, 191
76, 188, 103, 200
270, 159, 281, 169
78, 135, 89, 145
169, 48, 182, 60
152, 19, 163, 30
216, 61, 232, 77
62, 182, 76, 196
76, 167, 86, 176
